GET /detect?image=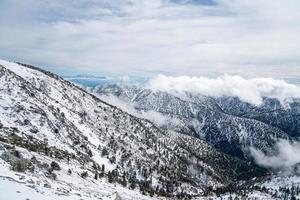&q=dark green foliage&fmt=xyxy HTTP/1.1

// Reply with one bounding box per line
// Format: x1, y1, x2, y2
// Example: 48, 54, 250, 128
101, 147, 108, 157
93, 162, 98, 180
50, 161, 61, 171
87, 149, 93, 157
121, 174, 127, 187
29, 128, 39, 134
109, 156, 116, 164
30, 156, 37, 164
107, 169, 120, 183
0, 133, 75, 161
94, 172, 98, 180
129, 180, 137, 190
81, 171, 88, 179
